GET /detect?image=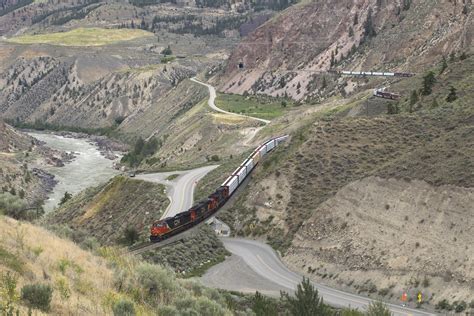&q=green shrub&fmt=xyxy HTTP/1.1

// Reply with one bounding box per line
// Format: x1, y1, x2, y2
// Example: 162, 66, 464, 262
446, 86, 458, 103
0, 272, 19, 313
435, 299, 451, 310
252, 291, 277, 316
195, 296, 228, 316
122, 226, 140, 245
366, 301, 391, 316
157, 305, 179, 316
453, 300, 467, 313
21, 283, 53, 312
161, 45, 172, 56
112, 299, 135, 316
0, 193, 28, 220
422, 71, 436, 96
378, 288, 390, 296
136, 263, 176, 303
121, 137, 161, 167
280, 277, 329, 316
0, 247, 25, 273
59, 192, 72, 205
